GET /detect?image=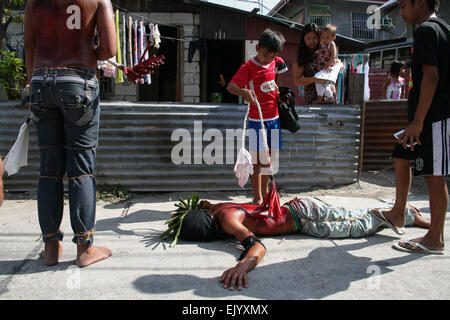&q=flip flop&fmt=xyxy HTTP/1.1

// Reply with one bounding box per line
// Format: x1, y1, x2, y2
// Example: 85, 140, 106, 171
376, 209, 406, 235
393, 240, 444, 255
